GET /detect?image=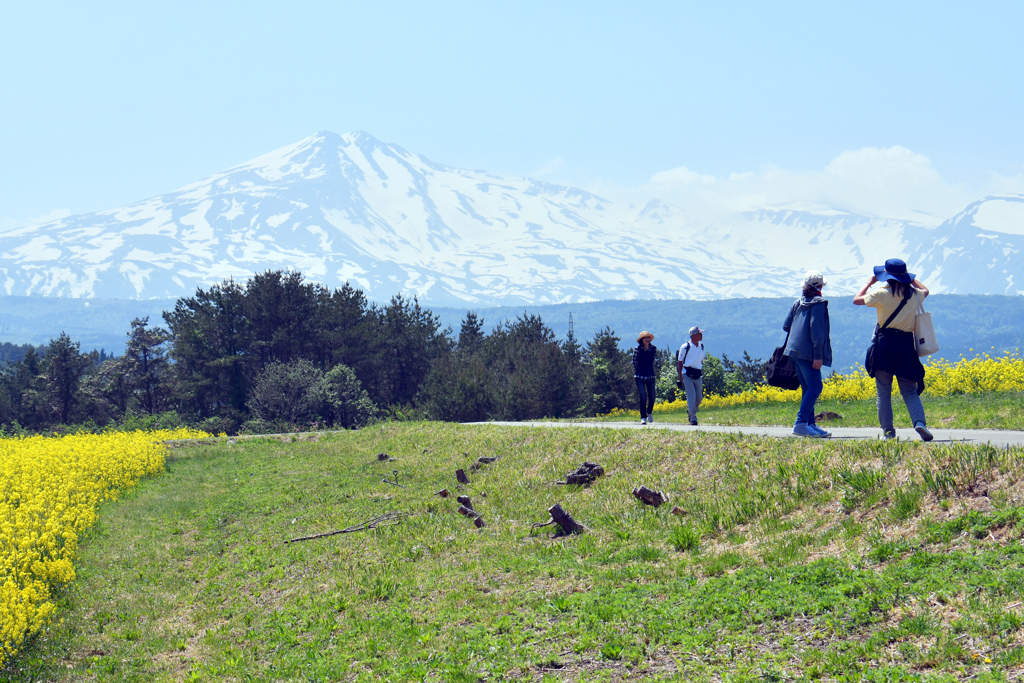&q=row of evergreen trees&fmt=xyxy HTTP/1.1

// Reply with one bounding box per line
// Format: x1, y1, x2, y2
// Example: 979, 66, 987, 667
0, 270, 765, 434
